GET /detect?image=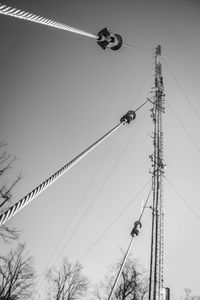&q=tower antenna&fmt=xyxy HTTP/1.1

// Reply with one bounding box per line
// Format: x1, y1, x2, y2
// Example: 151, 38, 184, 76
149, 45, 165, 300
